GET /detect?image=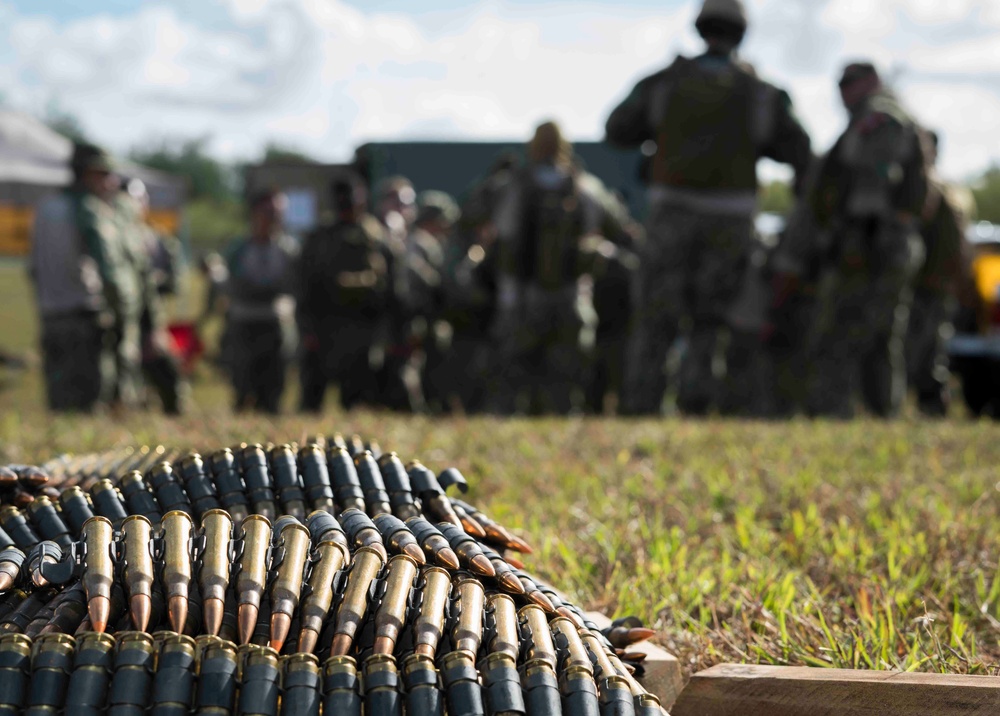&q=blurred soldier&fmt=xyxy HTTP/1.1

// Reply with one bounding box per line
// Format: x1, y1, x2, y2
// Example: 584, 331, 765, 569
298, 175, 390, 412
406, 191, 460, 412
223, 189, 298, 414
606, 0, 811, 415
28, 143, 122, 411
906, 131, 974, 415
122, 178, 187, 415
372, 176, 419, 411
490, 120, 614, 414
805, 62, 929, 418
